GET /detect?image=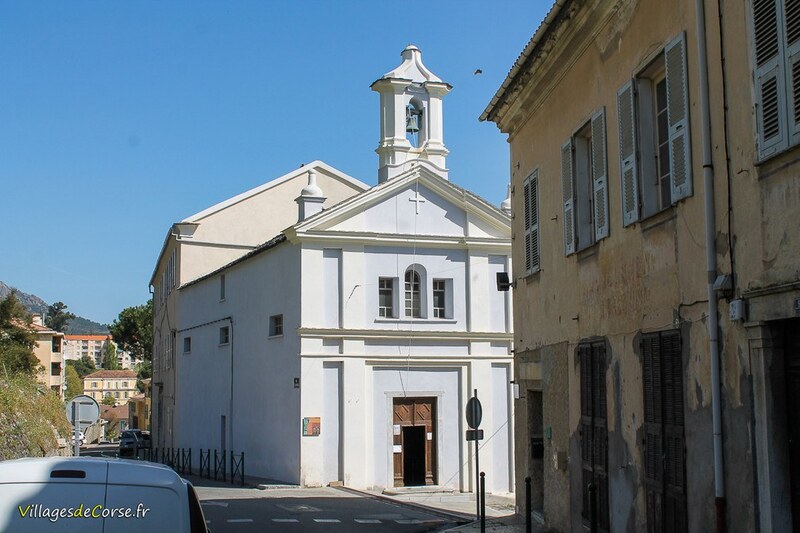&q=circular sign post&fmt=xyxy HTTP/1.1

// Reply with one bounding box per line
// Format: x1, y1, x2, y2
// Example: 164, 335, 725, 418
65, 394, 100, 456
466, 396, 483, 430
